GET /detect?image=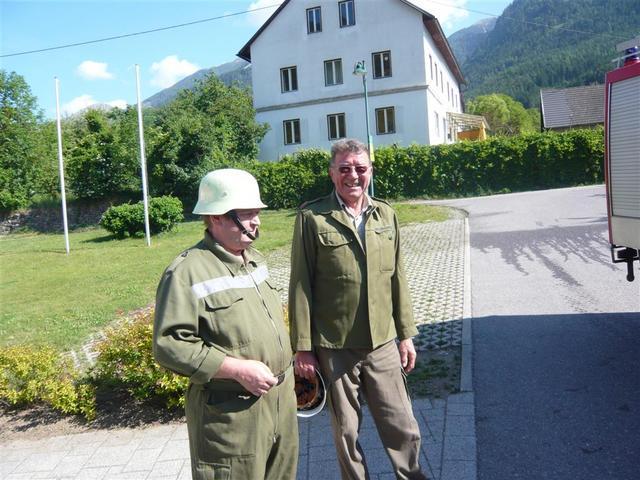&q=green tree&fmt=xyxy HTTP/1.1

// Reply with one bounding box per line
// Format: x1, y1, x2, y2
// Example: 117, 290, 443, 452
466, 93, 538, 135
0, 70, 43, 210
148, 74, 268, 207
66, 107, 142, 200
